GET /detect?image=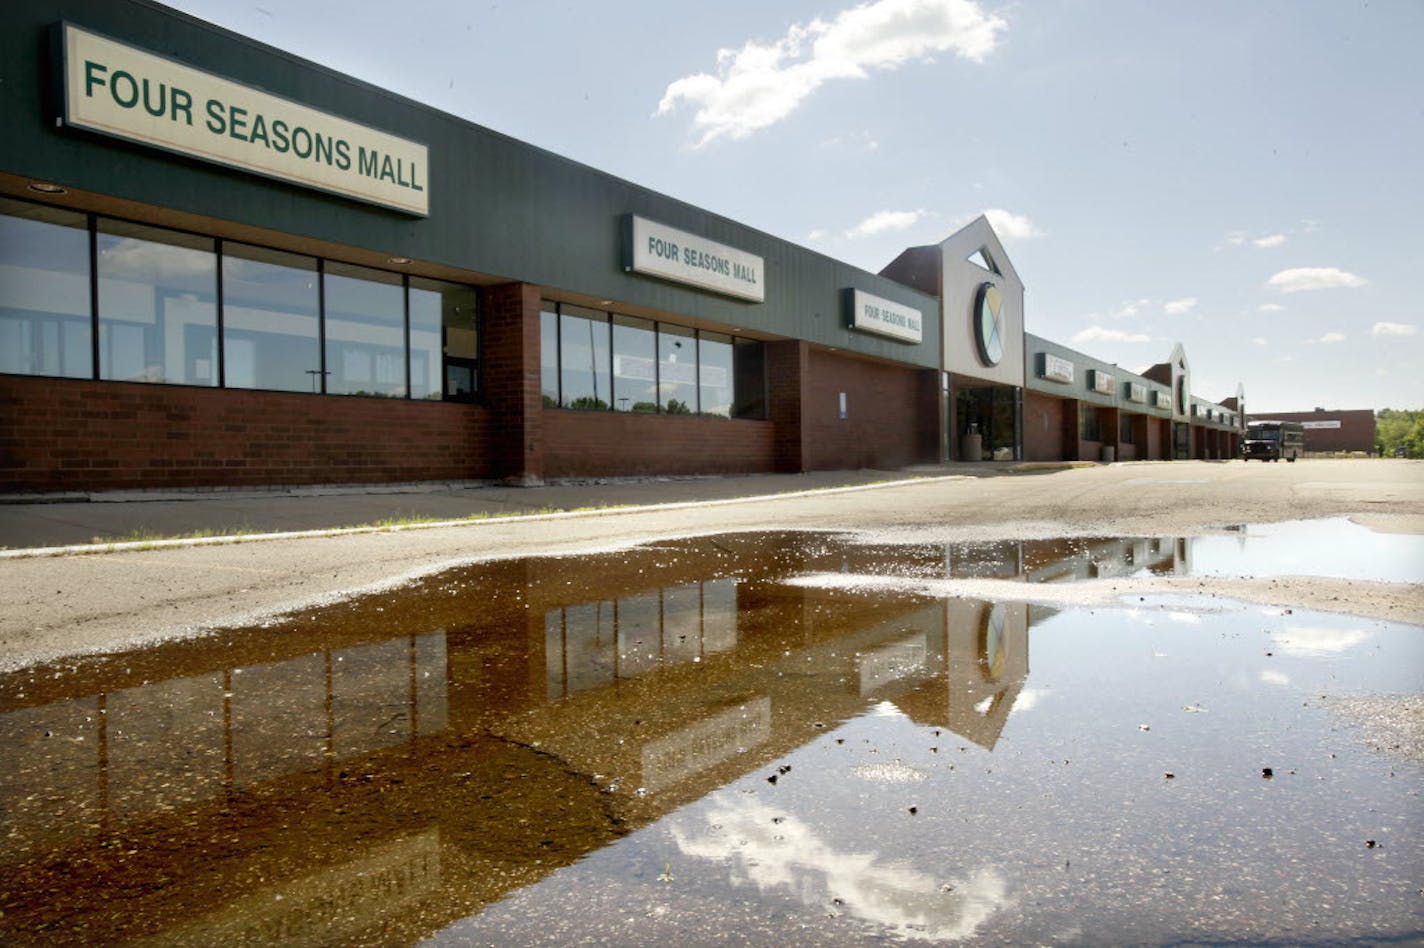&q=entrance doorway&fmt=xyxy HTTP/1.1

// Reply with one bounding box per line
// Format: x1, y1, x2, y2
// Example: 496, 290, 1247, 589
954, 384, 1021, 461
1172, 422, 1191, 460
